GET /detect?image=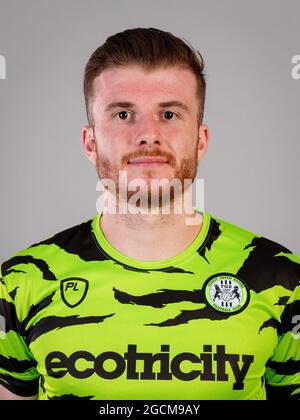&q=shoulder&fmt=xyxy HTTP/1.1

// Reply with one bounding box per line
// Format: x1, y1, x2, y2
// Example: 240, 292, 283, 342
209, 213, 300, 293
0, 216, 96, 283
211, 213, 295, 254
